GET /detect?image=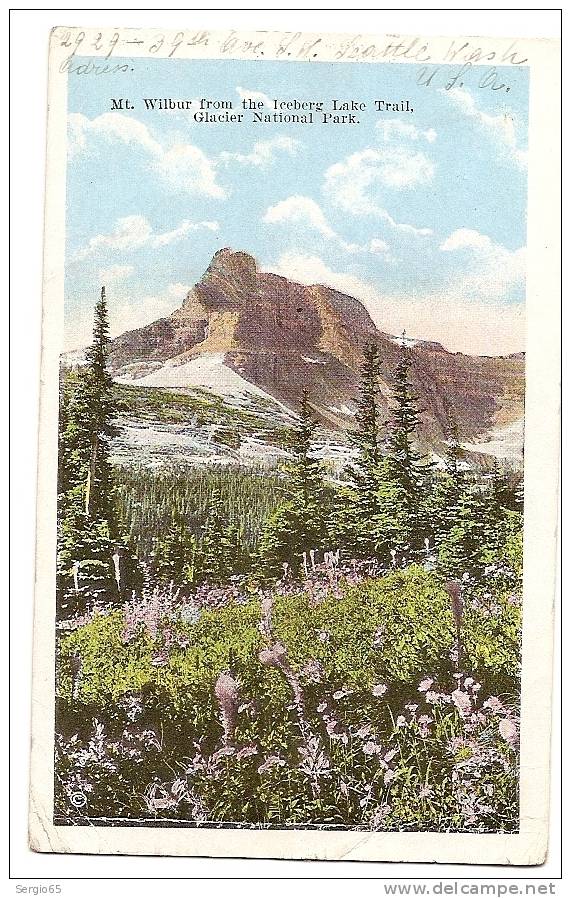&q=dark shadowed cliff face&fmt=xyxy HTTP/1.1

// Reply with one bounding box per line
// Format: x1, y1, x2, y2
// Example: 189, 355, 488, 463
107, 248, 525, 460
